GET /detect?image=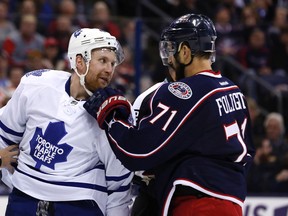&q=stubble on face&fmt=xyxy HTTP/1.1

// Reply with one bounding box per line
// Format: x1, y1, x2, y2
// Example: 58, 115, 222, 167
85, 49, 116, 92
85, 70, 112, 92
